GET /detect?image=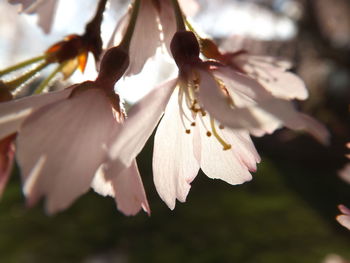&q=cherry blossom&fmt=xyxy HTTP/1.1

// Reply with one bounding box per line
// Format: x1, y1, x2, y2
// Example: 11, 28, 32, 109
0, 46, 150, 215
105, 30, 329, 209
